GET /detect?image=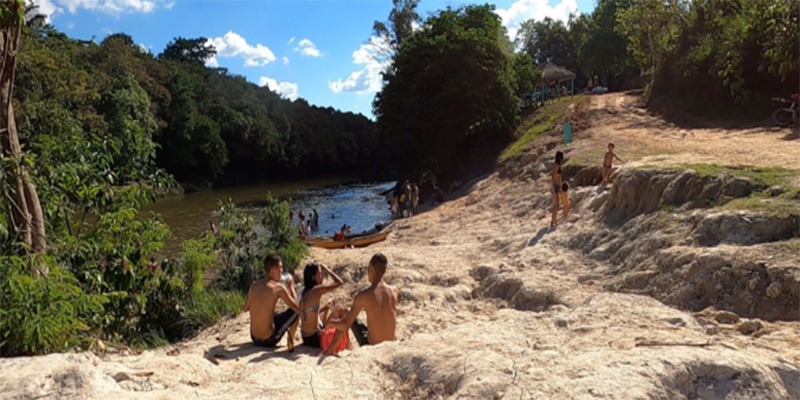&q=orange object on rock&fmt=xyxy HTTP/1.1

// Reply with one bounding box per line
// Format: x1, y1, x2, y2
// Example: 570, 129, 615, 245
320, 328, 349, 354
